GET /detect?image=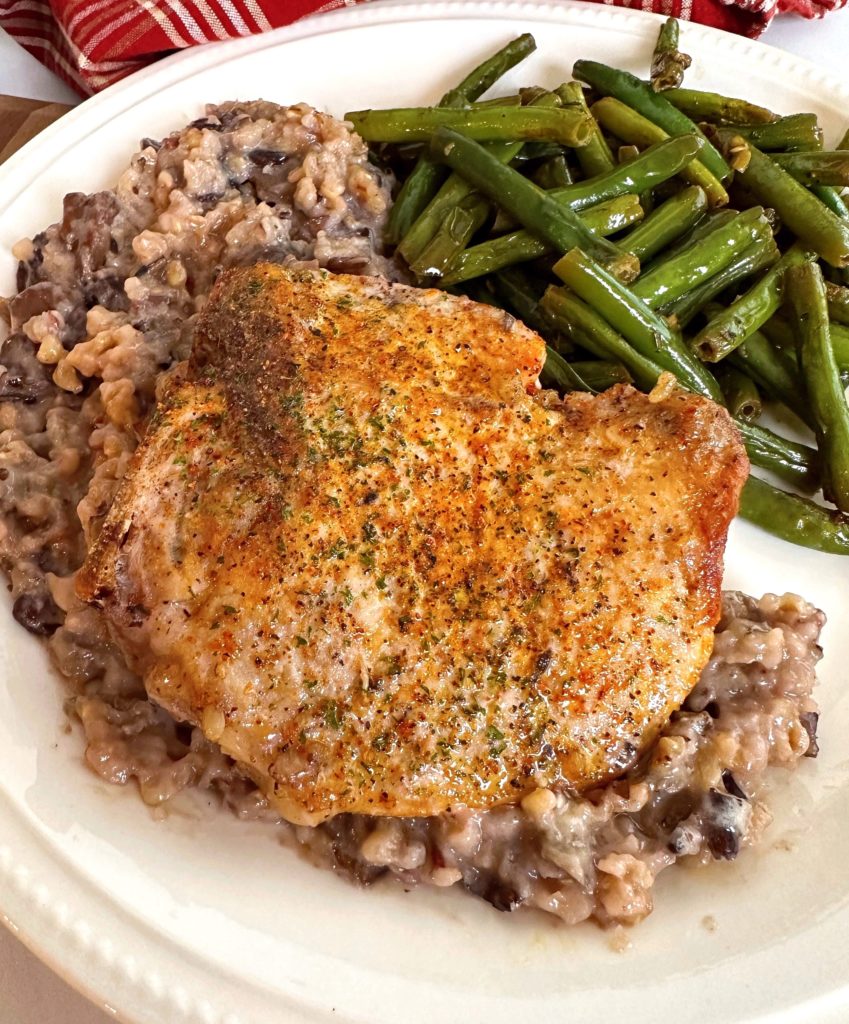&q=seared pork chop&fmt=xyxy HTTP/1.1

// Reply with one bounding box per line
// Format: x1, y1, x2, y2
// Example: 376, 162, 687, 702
77, 264, 748, 826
